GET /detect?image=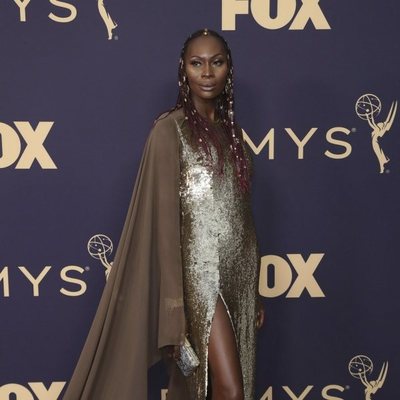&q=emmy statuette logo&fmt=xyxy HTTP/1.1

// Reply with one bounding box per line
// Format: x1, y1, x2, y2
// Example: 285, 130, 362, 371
348, 355, 388, 400
87, 234, 114, 279
97, 0, 118, 40
355, 94, 398, 173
